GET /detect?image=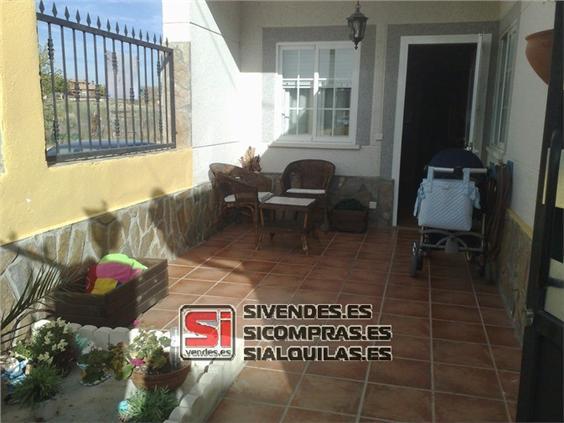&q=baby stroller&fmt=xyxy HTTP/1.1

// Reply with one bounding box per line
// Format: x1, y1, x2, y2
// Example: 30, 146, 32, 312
410, 149, 488, 276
